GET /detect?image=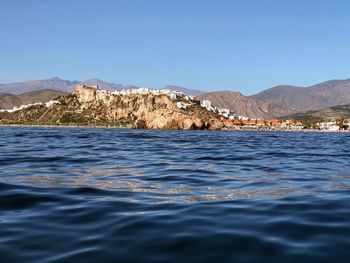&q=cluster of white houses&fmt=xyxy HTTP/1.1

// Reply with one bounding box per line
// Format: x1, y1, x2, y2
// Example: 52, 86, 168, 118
318, 121, 347, 131
200, 99, 249, 120
94, 85, 245, 119
79, 84, 198, 109
88, 85, 196, 101
78, 84, 246, 119
0, 100, 59, 113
